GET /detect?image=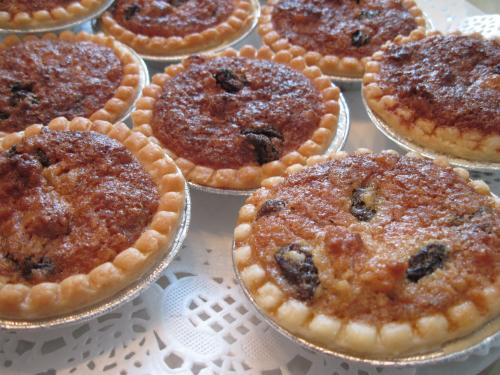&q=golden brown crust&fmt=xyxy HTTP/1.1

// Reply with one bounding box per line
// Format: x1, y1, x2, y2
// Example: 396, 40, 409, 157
0, 0, 108, 29
100, 0, 257, 56
132, 45, 340, 190
259, 0, 426, 78
363, 31, 500, 163
234, 149, 500, 356
0, 117, 186, 319
0, 31, 143, 138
